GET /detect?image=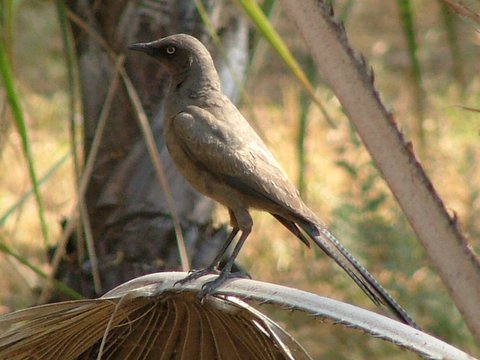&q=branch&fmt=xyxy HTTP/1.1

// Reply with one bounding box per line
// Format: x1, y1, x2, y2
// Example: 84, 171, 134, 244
277, 0, 480, 341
